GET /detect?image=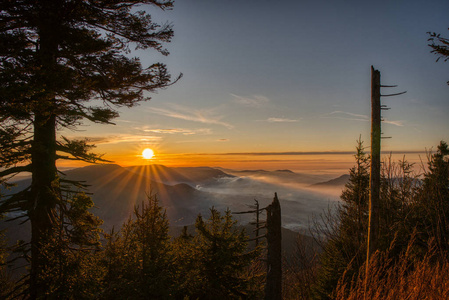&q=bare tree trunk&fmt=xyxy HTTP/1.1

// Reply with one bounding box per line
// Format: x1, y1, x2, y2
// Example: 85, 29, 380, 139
367, 66, 381, 270
265, 193, 282, 300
